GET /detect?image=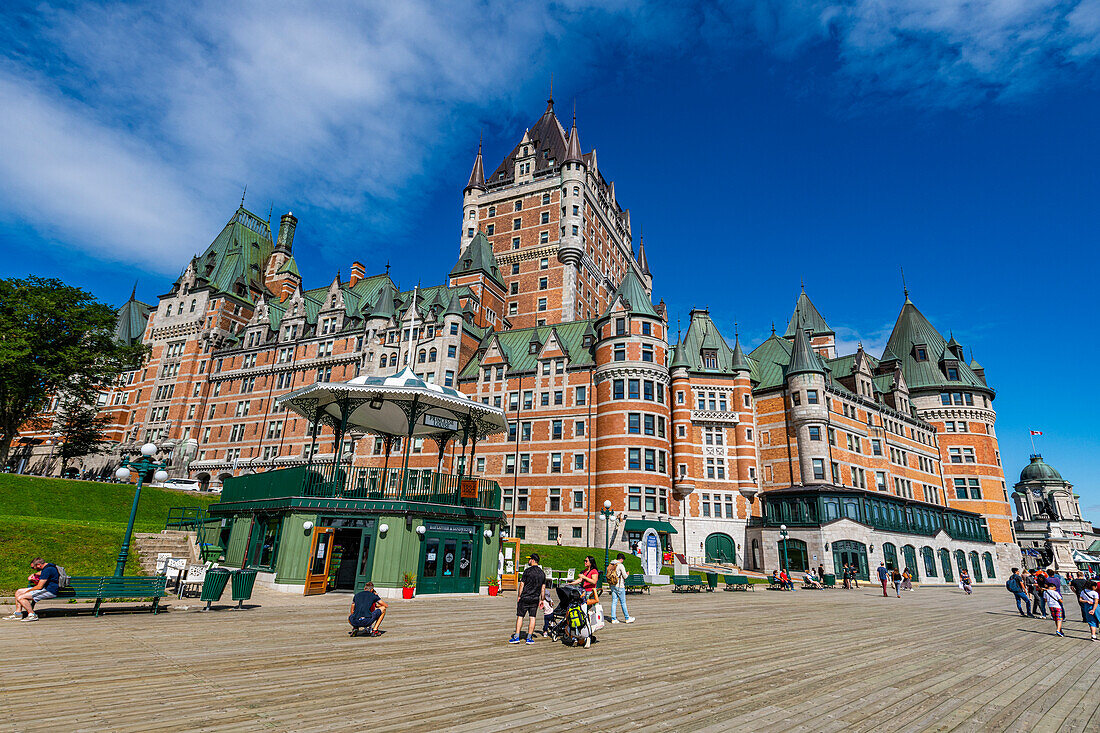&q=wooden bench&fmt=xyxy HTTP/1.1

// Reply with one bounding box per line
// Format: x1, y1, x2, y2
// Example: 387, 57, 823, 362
624, 574, 650, 594
38, 576, 168, 617
671, 575, 704, 593
723, 575, 754, 591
